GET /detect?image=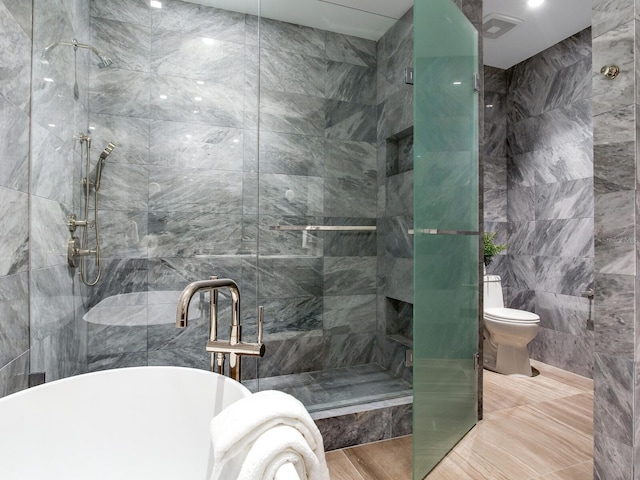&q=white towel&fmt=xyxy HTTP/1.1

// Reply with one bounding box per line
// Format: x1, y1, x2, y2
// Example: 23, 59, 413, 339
209, 390, 330, 480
